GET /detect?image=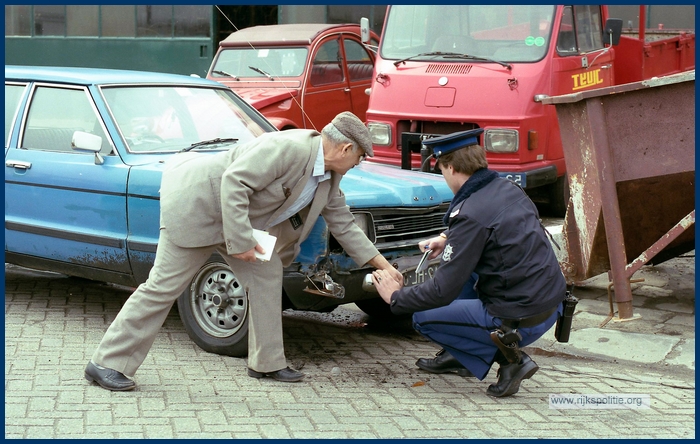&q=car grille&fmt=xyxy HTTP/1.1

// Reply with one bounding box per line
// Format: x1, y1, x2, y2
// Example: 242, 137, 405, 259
367, 204, 450, 249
